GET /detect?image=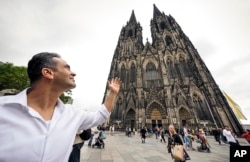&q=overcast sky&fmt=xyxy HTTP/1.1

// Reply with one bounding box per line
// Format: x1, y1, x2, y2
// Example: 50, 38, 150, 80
1, 0, 249, 124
